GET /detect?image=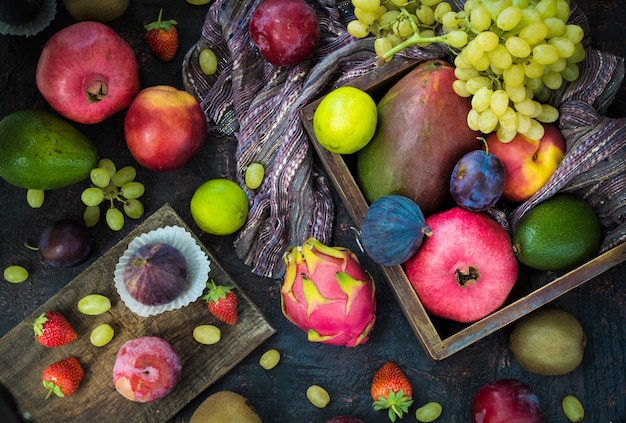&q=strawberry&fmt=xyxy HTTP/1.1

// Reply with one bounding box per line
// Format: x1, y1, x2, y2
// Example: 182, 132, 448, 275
371, 361, 413, 422
144, 9, 178, 62
33, 311, 77, 348
203, 280, 238, 325
42, 357, 84, 399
